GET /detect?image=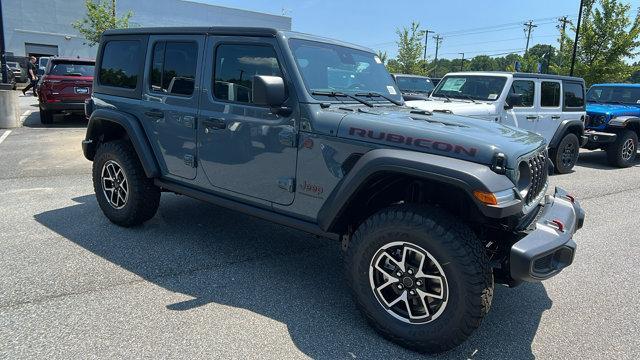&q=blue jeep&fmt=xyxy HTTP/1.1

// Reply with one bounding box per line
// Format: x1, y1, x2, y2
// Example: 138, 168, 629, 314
584, 83, 640, 167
